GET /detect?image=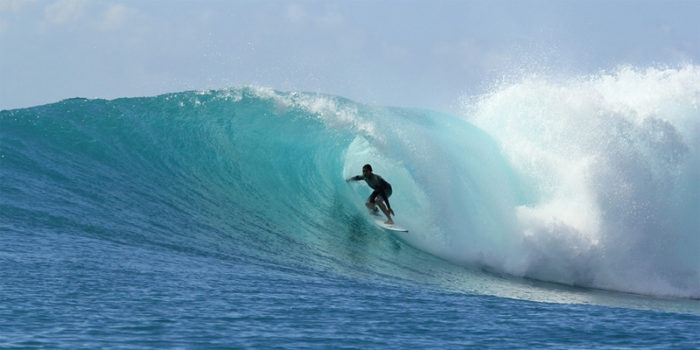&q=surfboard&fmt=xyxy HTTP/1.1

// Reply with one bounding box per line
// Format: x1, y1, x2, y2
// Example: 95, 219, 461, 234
374, 219, 409, 232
